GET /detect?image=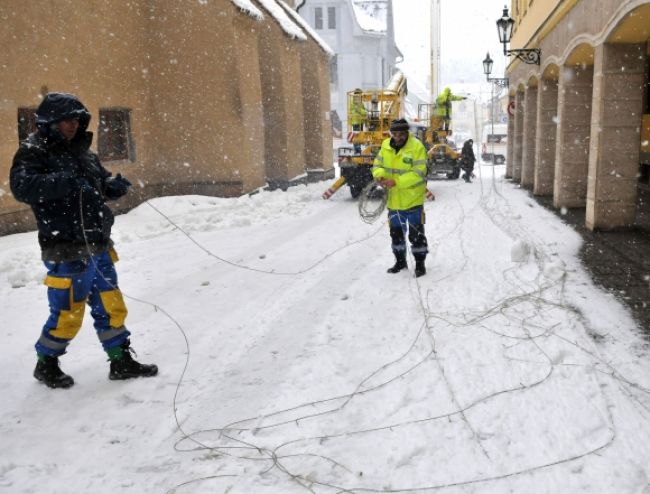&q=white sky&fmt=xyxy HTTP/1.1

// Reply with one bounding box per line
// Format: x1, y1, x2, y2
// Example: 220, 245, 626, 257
394, 0, 509, 100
